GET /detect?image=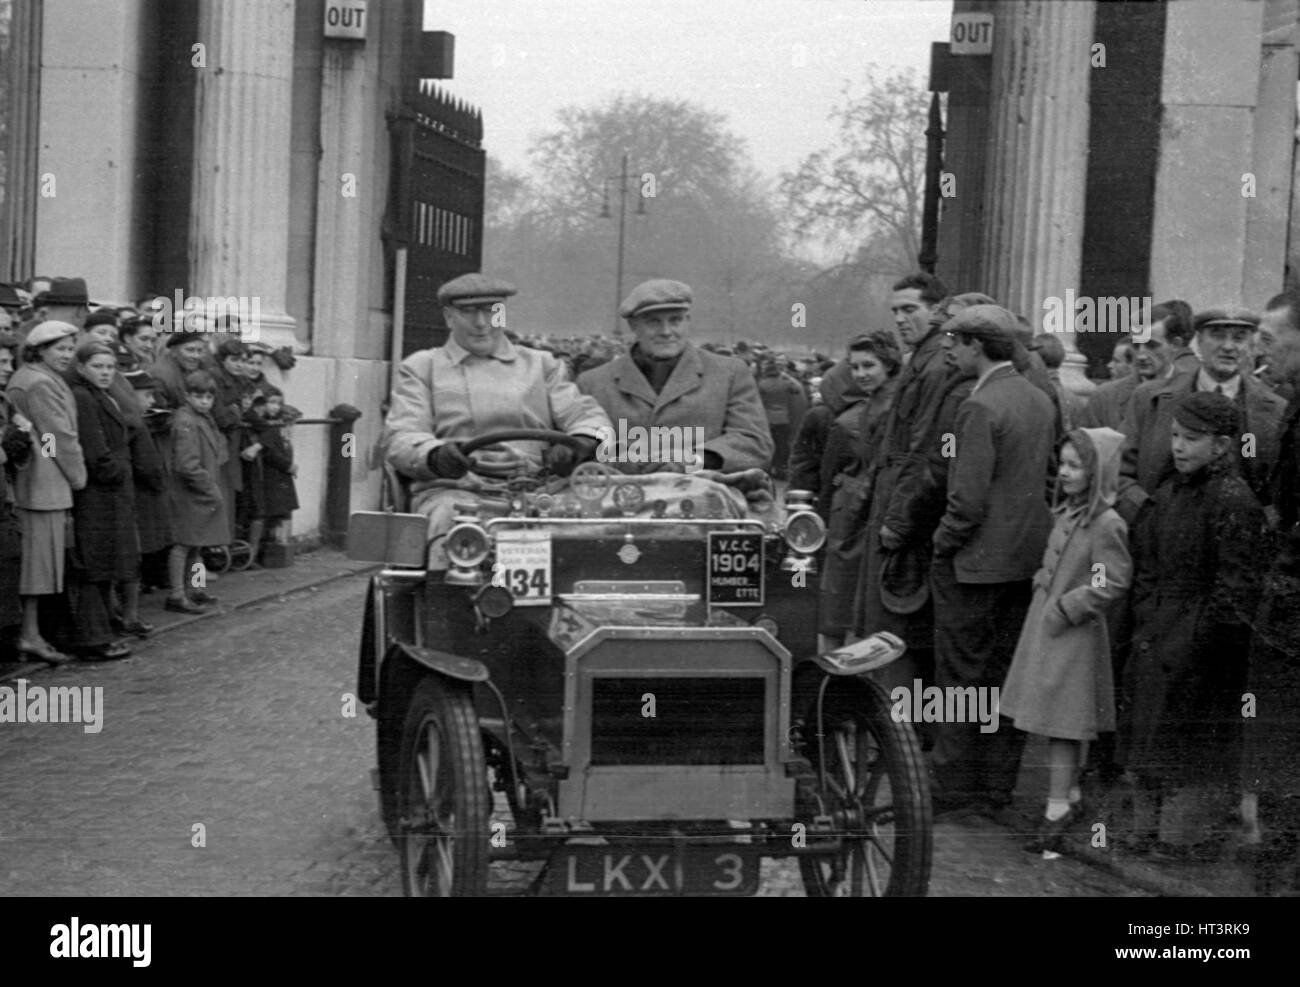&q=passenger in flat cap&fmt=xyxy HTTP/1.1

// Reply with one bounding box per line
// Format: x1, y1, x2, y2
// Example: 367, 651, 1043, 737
576, 278, 773, 473
1117, 307, 1286, 522
1121, 388, 1267, 855
384, 273, 612, 570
